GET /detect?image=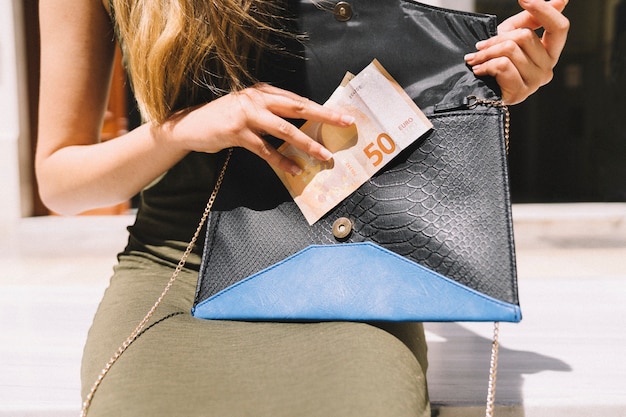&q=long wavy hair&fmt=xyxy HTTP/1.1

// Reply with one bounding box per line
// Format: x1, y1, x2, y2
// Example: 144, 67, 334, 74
110, 0, 290, 123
